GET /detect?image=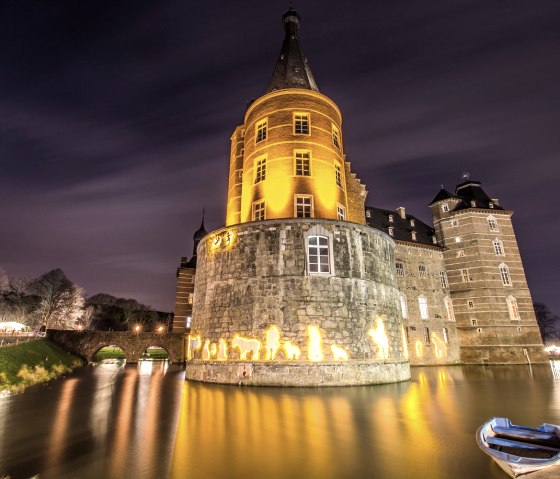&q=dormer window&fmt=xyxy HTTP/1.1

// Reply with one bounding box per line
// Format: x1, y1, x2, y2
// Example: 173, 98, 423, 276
411, 231, 417, 241
388, 227, 394, 236
365, 210, 371, 218
471, 201, 476, 208
432, 236, 437, 244
388, 214, 394, 223
410, 219, 415, 227
489, 202, 494, 209
442, 204, 449, 212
